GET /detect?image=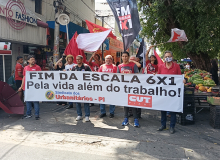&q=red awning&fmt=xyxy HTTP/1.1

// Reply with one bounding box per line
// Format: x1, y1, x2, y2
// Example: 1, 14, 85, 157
0, 50, 12, 55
